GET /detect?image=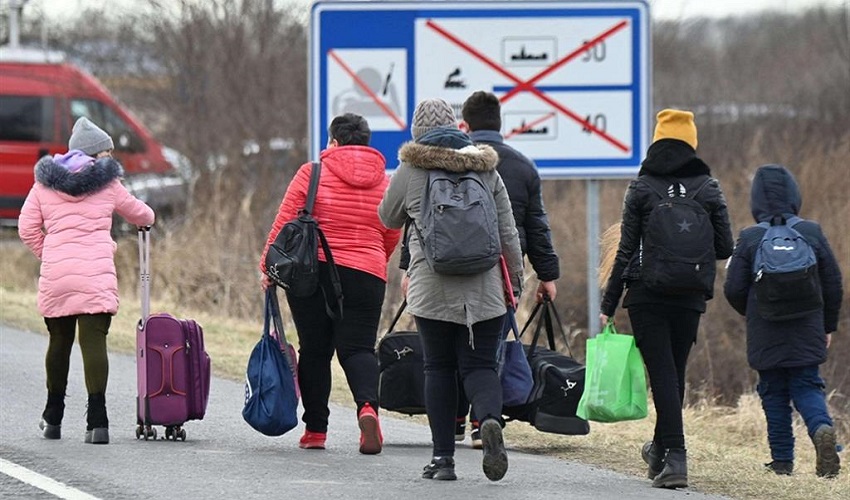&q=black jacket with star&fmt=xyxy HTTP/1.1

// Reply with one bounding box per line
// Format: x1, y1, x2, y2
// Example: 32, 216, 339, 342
600, 139, 735, 316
